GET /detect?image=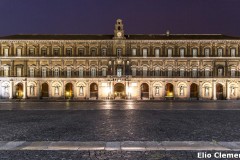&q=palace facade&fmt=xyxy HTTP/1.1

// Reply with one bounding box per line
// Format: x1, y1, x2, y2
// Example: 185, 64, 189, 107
0, 19, 240, 100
